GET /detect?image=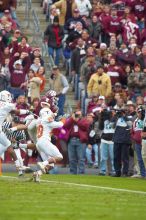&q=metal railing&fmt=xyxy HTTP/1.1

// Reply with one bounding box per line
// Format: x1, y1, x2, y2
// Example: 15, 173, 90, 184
20, 0, 32, 28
